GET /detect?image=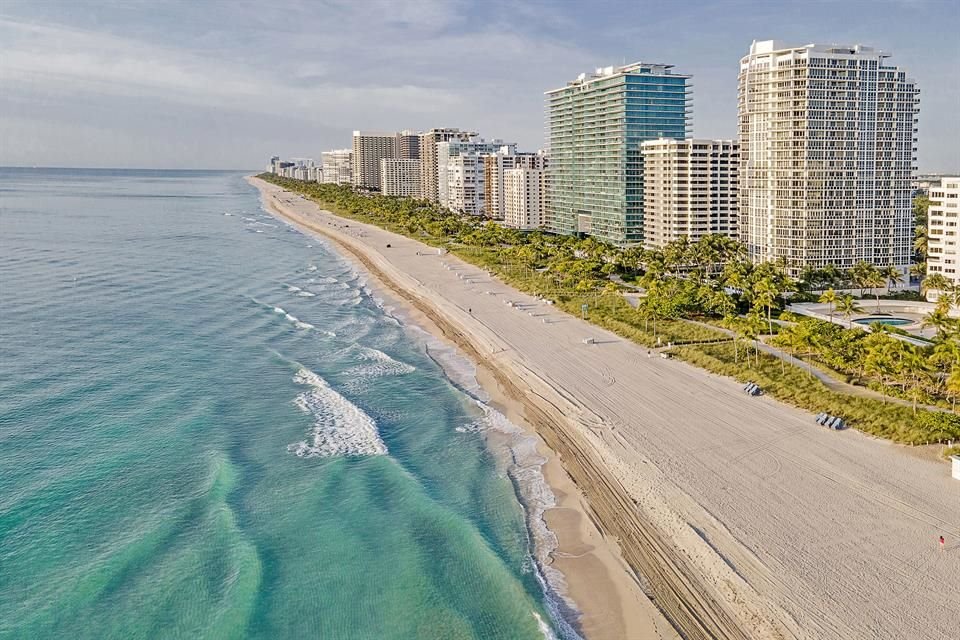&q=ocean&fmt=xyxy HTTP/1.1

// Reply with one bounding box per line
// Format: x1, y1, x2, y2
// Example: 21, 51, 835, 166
0, 168, 577, 639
